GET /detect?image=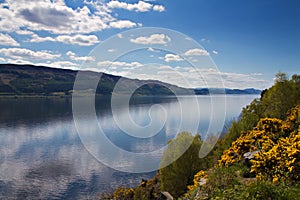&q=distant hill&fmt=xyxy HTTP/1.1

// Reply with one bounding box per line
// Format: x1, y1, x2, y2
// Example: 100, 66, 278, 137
0, 64, 261, 96
0, 64, 192, 96
194, 88, 261, 95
